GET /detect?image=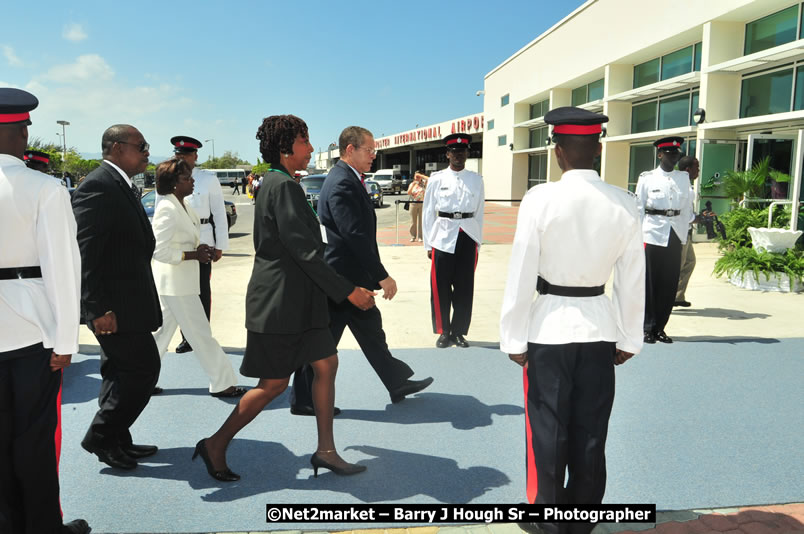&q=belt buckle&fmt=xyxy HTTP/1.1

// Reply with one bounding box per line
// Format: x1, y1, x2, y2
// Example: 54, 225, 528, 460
454, 212, 463, 219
